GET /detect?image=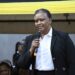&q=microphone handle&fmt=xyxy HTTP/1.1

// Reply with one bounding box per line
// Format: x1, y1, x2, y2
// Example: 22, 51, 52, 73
33, 32, 40, 56
34, 44, 39, 56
